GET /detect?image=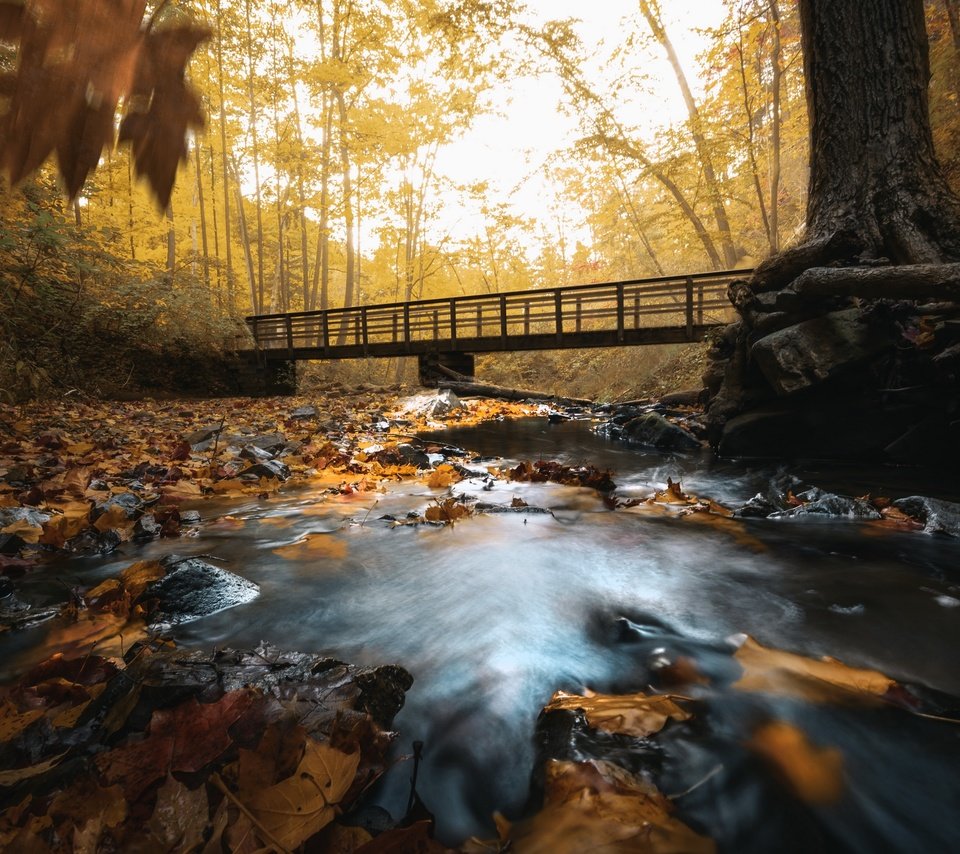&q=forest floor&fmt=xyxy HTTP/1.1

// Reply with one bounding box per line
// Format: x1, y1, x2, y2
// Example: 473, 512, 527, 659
0, 388, 954, 851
